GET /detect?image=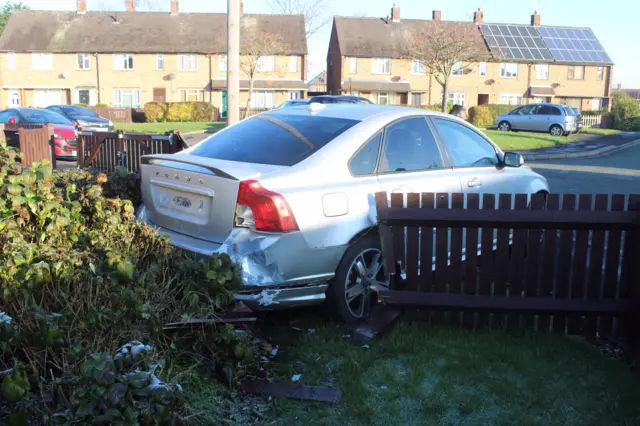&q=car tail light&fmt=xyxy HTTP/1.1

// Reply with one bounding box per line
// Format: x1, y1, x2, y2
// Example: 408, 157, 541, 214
235, 180, 299, 232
